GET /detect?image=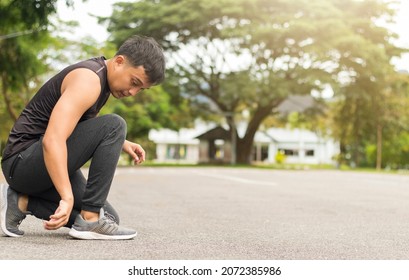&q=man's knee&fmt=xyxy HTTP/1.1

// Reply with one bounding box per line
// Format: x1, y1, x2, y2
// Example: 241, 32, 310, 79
104, 114, 127, 134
